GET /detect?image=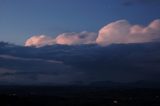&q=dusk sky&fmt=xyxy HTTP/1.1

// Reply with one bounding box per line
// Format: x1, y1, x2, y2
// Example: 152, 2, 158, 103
0, 0, 160, 45
0, 0, 160, 85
